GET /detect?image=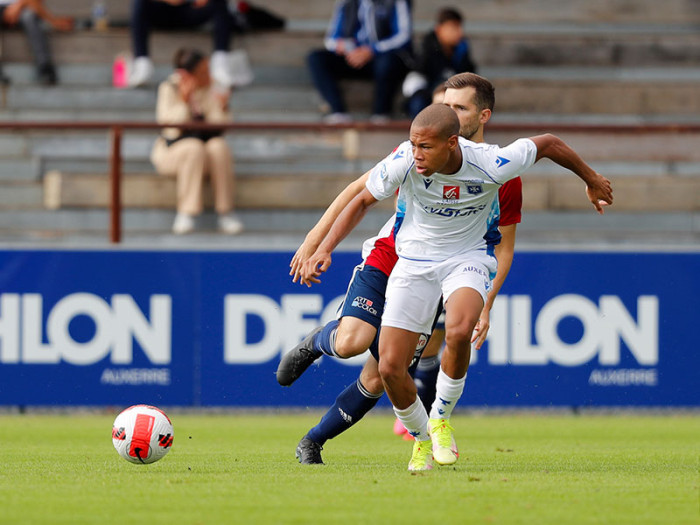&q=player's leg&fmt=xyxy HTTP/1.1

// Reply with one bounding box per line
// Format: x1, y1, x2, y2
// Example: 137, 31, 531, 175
394, 326, 443, 437
379, 260, 442, 470
415, 327, 444, 410
296, 356, 384, 465
379, 326, 433, 471
276, 265, 387, 386
428, 256, 492, 465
